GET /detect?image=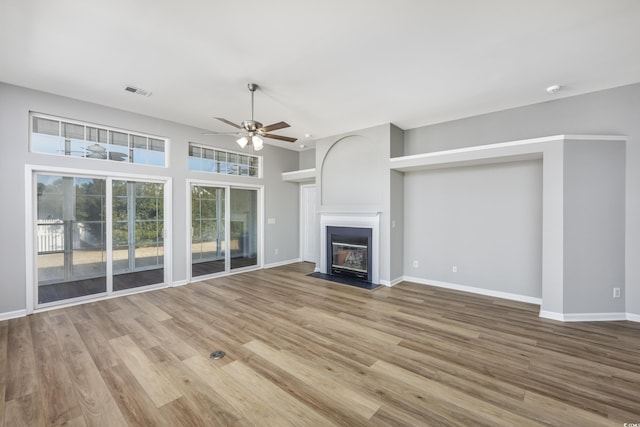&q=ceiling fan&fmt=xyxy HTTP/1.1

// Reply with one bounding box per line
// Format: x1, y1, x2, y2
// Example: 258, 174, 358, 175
206, 83, 297, 151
